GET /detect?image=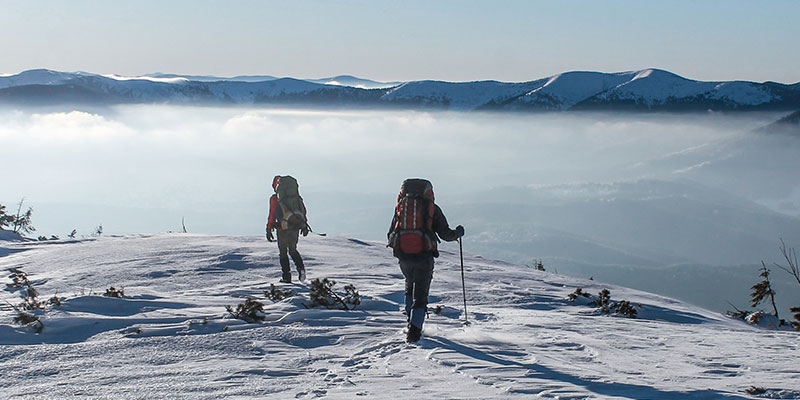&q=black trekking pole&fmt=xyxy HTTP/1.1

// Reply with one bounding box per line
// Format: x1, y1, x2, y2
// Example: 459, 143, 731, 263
458, 236, 469, 325
306, 224, 327, 237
